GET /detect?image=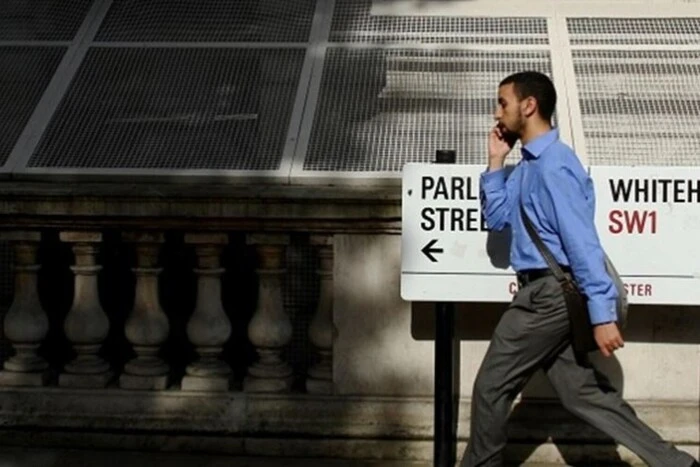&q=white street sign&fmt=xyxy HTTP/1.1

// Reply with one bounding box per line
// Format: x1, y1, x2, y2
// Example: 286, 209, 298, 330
400, 163, 700, 305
